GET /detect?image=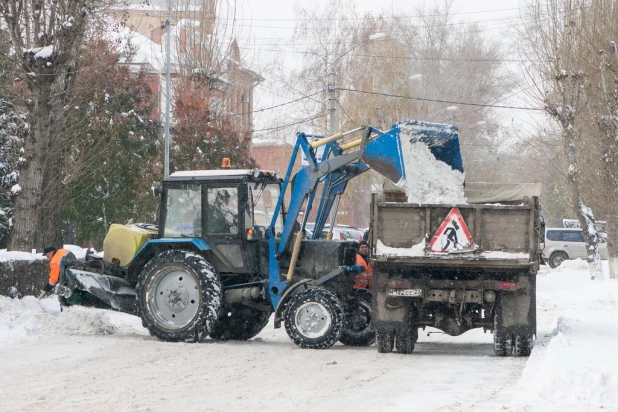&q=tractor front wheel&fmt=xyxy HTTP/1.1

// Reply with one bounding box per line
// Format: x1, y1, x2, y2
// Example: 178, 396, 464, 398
284, 288, 345, 349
